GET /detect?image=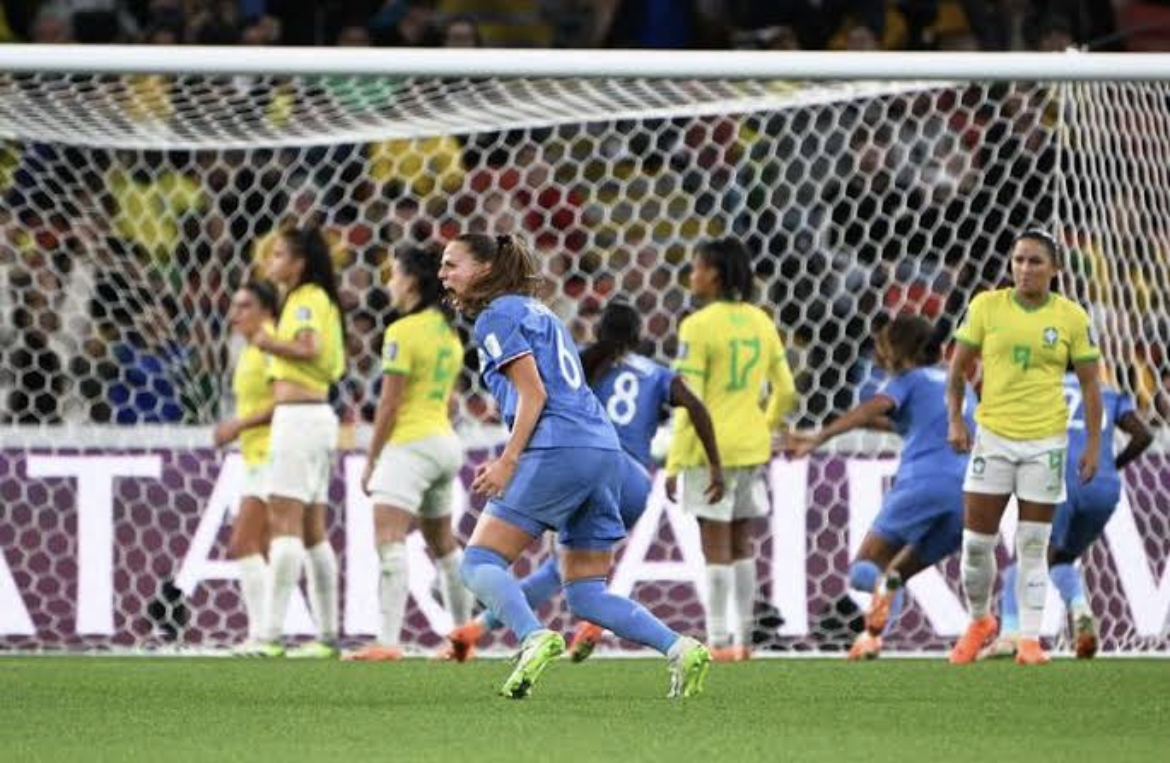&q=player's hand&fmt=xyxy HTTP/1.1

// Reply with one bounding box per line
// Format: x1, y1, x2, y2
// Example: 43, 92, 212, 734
785, 432, 821, 459
248, 329, 272, 351
1079, 449, 1099, 485
213, 419, 241, 448
472, 455, 517, 499
665, 474, 678, 503
948, 418, 971, 453
361, 459, 375, 496
705, 466, 725, 504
